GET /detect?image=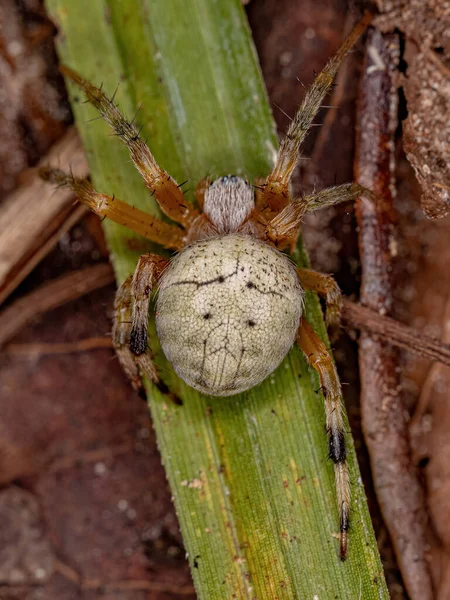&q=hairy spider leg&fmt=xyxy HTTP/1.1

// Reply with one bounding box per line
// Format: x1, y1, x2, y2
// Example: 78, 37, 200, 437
129, 253, 167, 356
296, 317, 350, 560
113, 258, 179, 403
253, 176, 279, 224
261, 13, 372, 213
60, 65, 199, 229
40, 167, 185, 250
194, 177, 211, 210
113, 275, 158, 392
297, 268, 342, 330
266, 182, 370, 248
